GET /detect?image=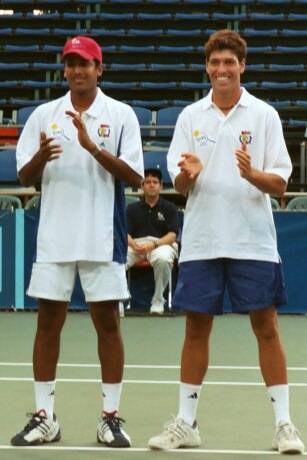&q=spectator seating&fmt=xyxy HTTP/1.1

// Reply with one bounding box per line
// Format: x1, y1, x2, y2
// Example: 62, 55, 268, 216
286, 196, 307, 210
0, 149, 19, 185
0, 194, 22, 211
143, 151, 172, 186
270, 197, 281, 210
0, 0, 306, 186
24, 195, 40, 210
16, 105, 37, 126
156, 107, 183, 138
